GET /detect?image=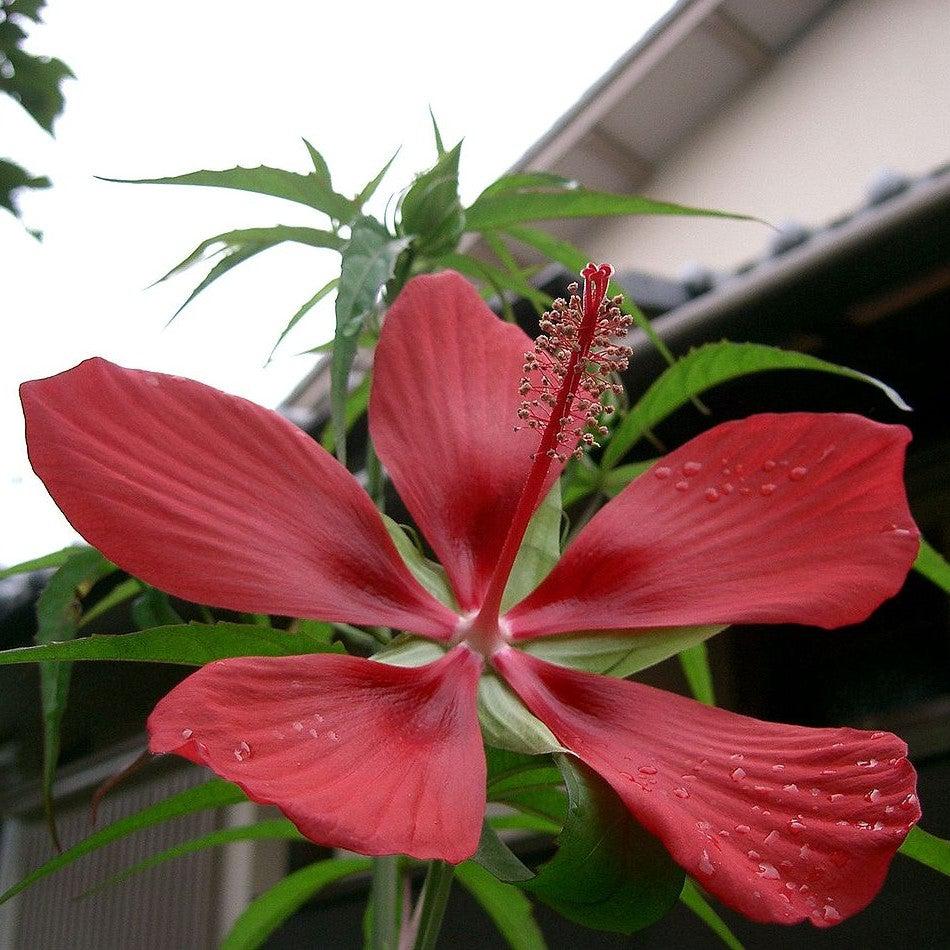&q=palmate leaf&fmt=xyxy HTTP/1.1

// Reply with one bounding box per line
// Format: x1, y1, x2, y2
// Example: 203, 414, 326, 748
34, 548, 117, 848
151, 225, 344, 323
524, 756, 684, 934
221, 858, 371, 950
466, 186, 756, 232
332, 217, 405, 464
603, 340, 910, 469
455, 862, 548, 950
102, 162, 359, 222
0, 620, 339, 667
0, 780, 246, 905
